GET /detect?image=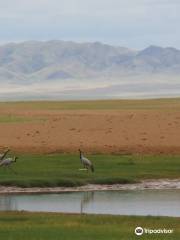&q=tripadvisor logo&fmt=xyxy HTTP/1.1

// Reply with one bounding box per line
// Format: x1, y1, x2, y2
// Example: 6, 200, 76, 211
135, 226, 173, 236
135, 227, 143, 236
